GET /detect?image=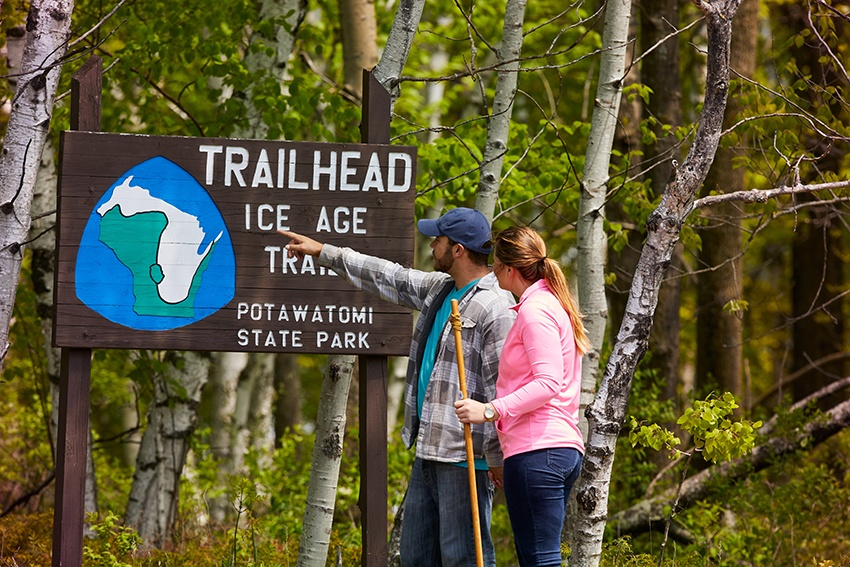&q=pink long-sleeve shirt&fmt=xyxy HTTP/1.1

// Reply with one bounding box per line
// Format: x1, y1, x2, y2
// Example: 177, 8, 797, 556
490, 279, 584, 459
